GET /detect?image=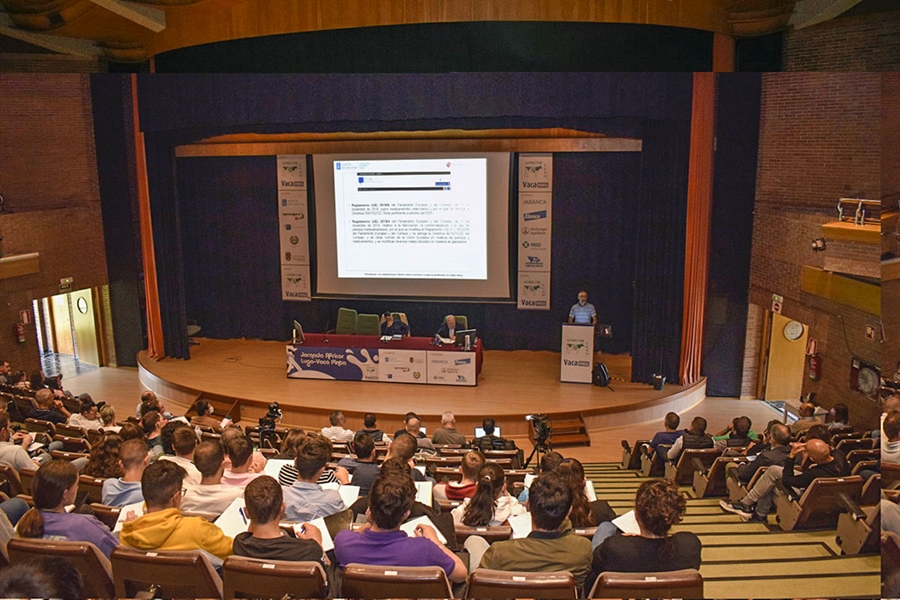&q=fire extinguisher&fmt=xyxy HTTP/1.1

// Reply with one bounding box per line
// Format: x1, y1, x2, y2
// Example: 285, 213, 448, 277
808, 353, 821, 381
13, 322, 25, 343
